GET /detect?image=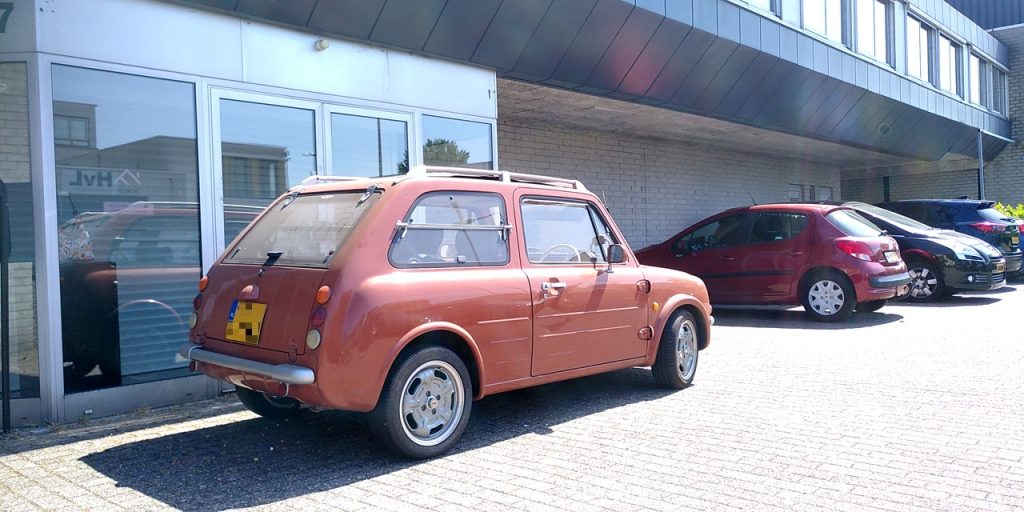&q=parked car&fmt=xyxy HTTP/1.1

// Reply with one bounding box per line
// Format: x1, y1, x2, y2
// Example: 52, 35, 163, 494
878, 199, 1022, 277
635, 204, 911, 322
181, 166, 713, 459
839, 202, 1006, 301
